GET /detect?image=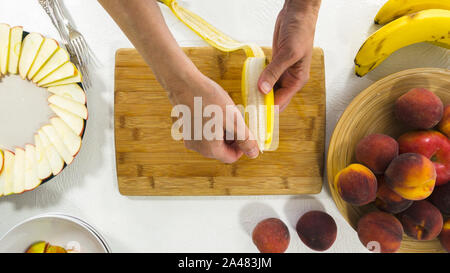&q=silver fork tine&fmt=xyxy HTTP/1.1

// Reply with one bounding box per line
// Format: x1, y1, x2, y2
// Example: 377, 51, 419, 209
72, 38, 91, 88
